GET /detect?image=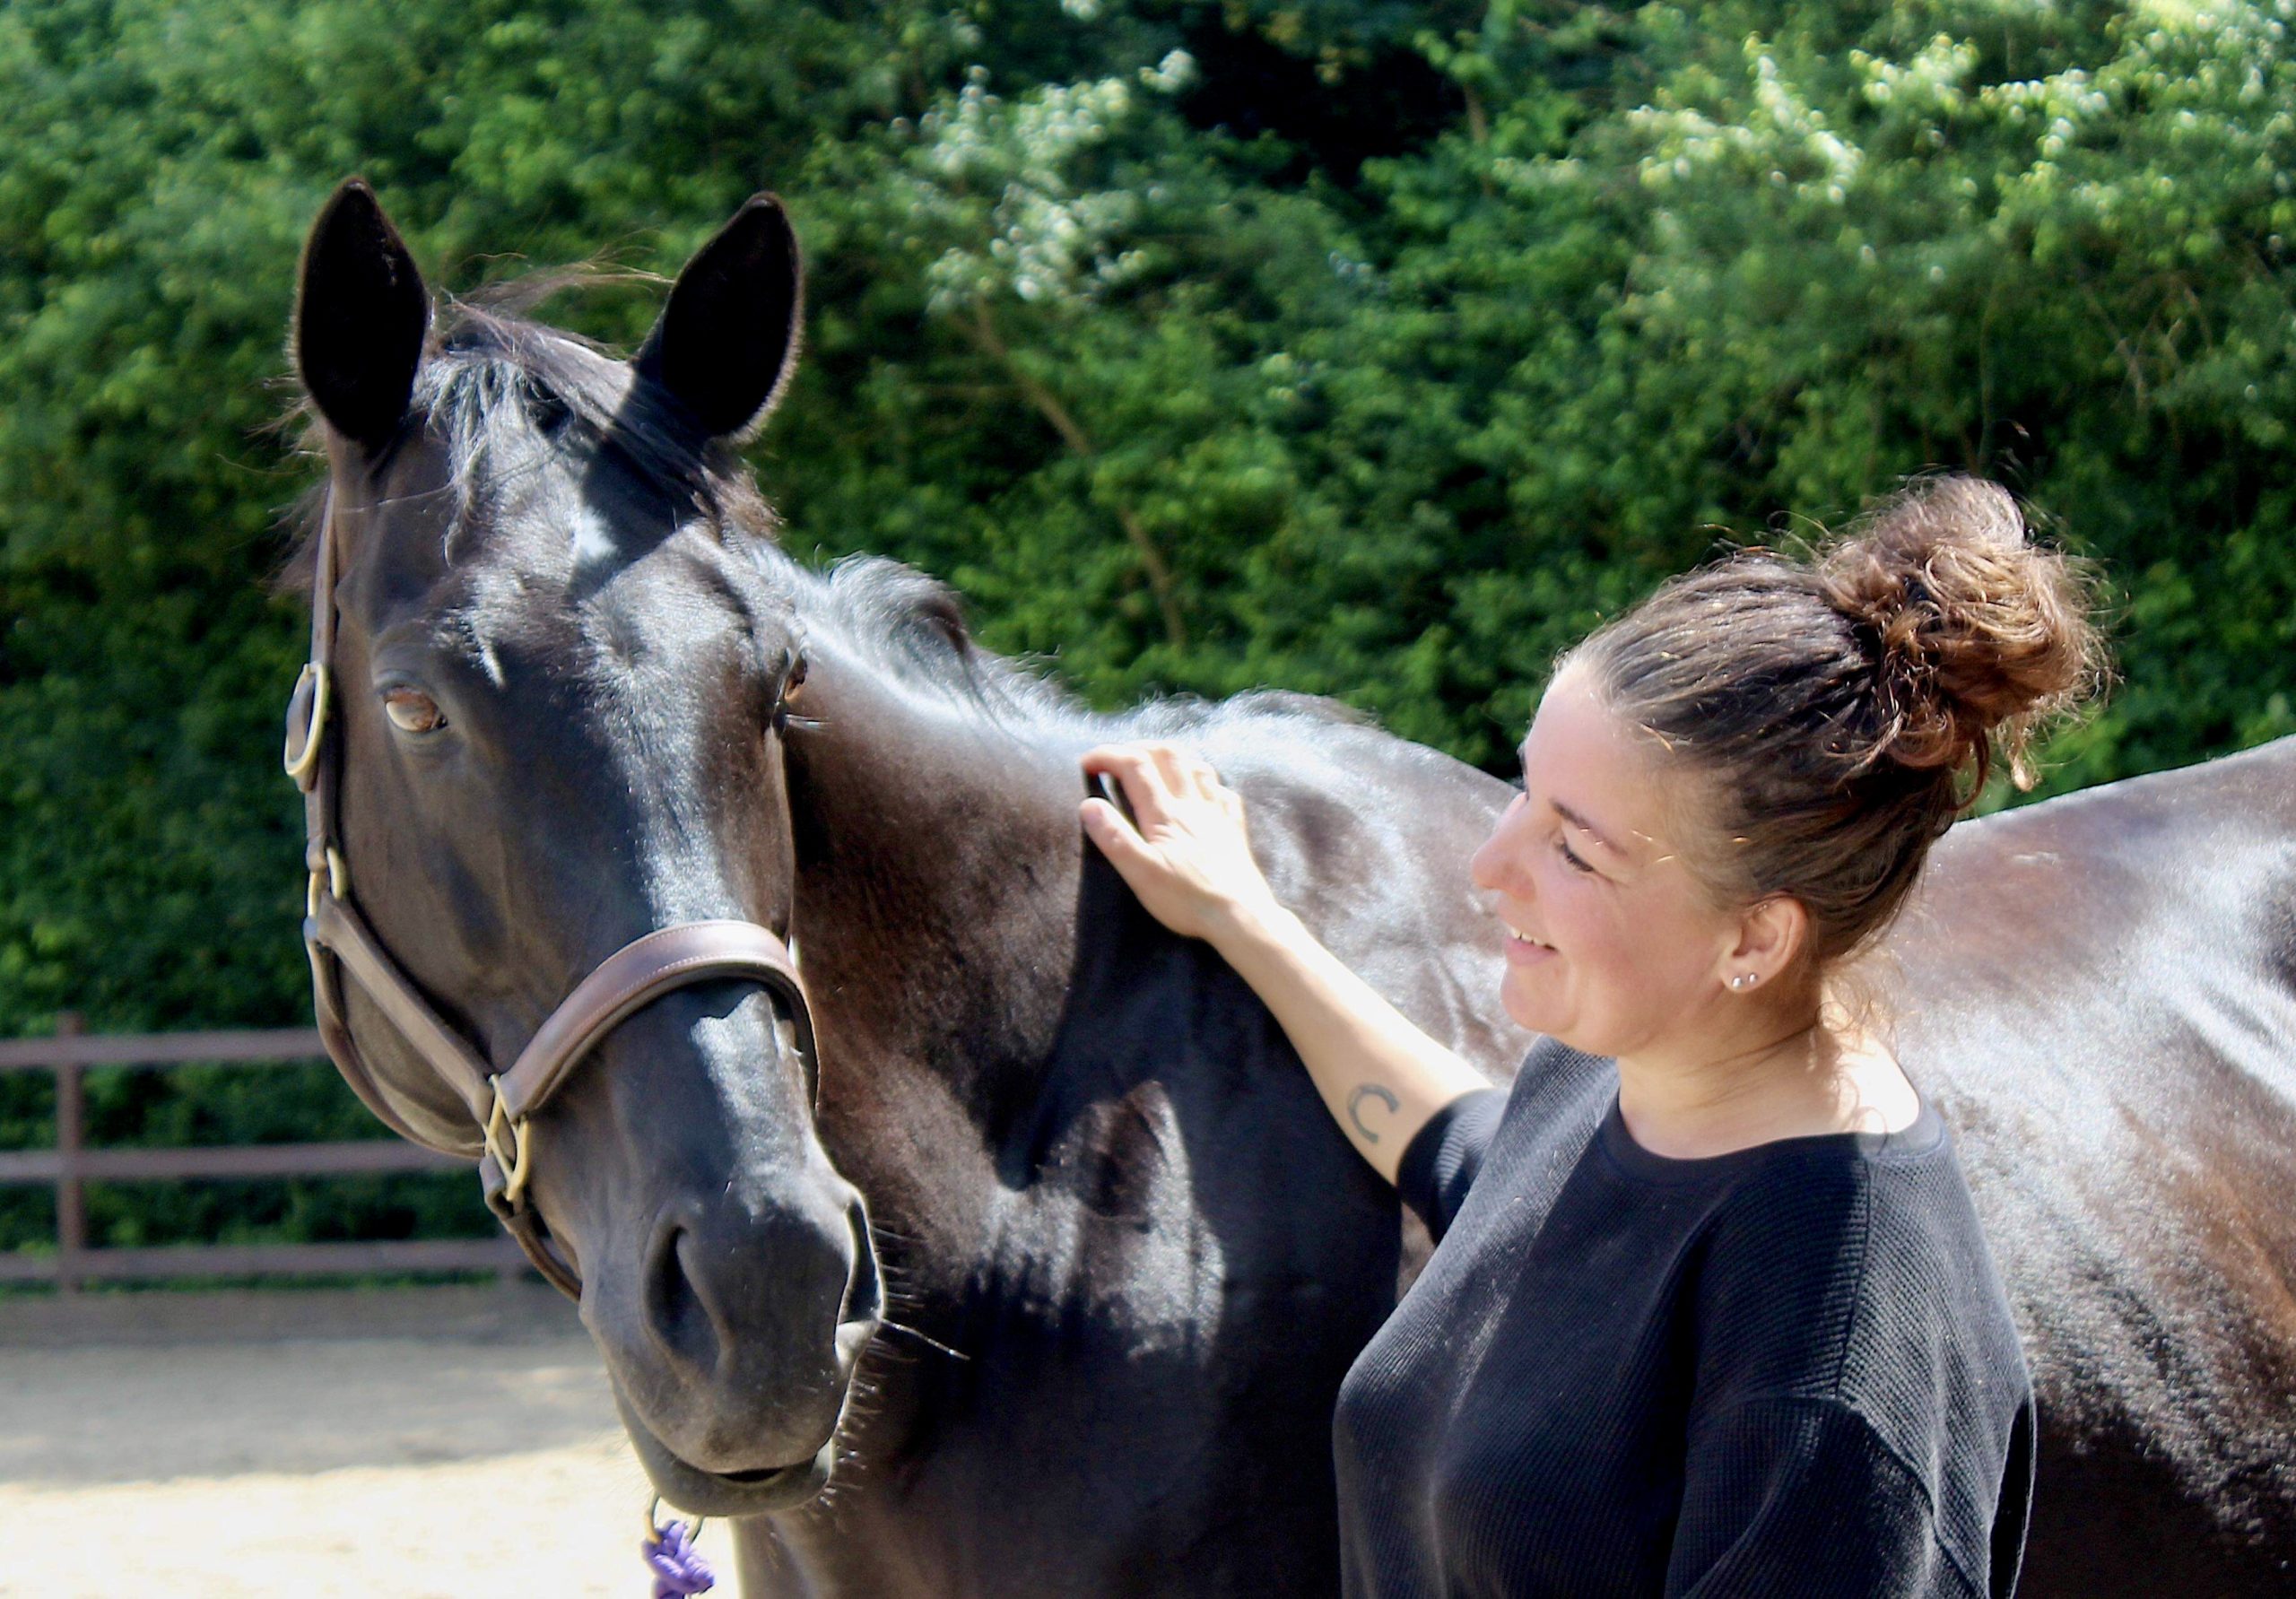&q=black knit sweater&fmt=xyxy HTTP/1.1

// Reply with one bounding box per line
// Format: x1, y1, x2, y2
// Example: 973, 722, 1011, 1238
1333, 1039, 2035, 1597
